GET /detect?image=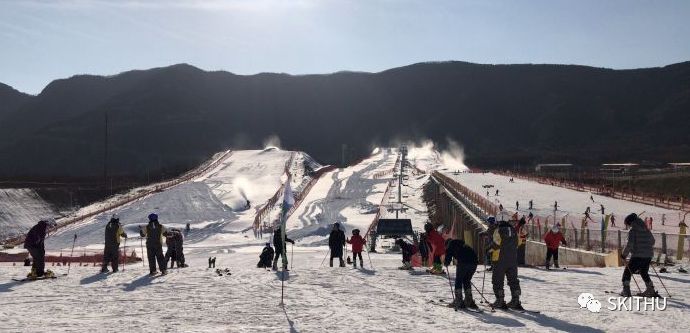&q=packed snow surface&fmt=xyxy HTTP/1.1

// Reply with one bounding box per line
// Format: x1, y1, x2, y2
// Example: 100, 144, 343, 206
448, 172, 687, 234
0, 188, 57, 240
